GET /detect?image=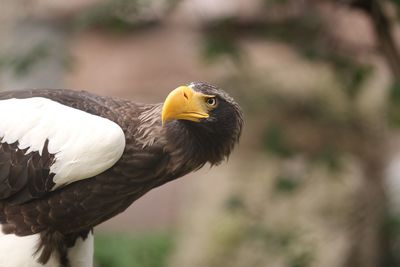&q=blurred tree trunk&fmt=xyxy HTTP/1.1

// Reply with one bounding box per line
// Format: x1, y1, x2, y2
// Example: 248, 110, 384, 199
345, 1, 399, 266
350, 0, 400, 77
345, 133, 388, 267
